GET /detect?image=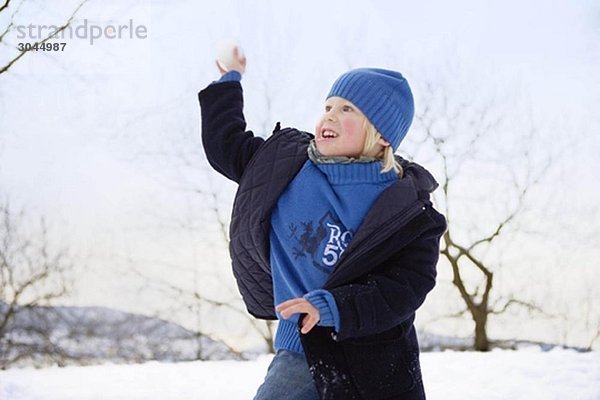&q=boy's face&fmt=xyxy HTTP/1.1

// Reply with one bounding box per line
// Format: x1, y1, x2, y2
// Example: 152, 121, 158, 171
314, 97, 368, 158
